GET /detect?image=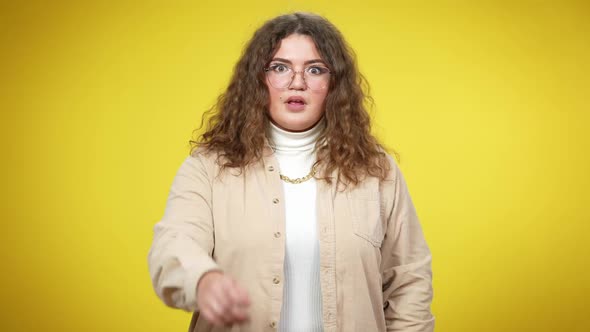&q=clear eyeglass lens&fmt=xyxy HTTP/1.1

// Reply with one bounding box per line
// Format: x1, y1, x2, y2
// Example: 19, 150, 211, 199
266, 65, 329, 90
